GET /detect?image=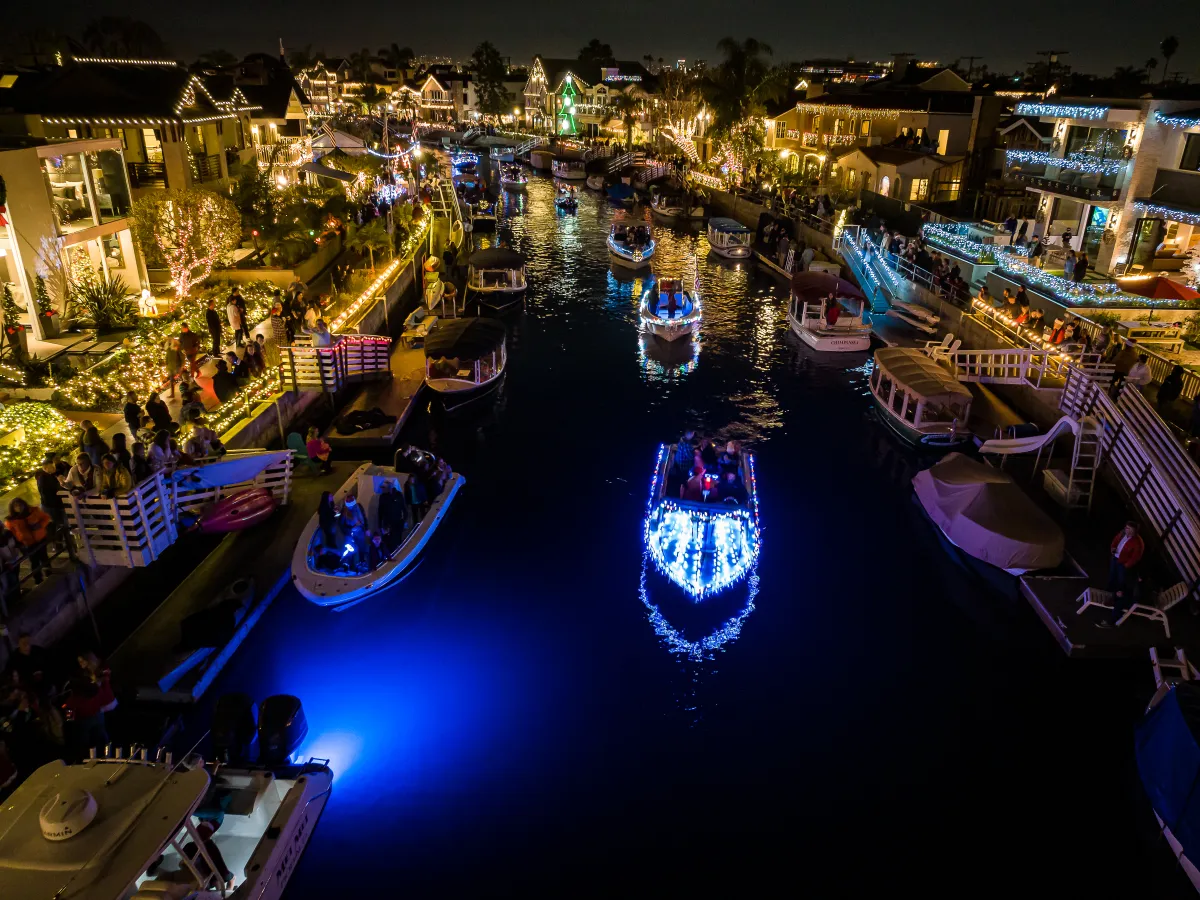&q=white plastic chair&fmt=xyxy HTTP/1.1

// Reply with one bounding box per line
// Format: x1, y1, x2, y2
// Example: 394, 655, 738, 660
1075, 585, 1116, 616
1115, 582, 1191, 639
931, 339, 962, 362
922, 333, 953, 357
